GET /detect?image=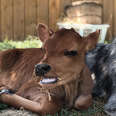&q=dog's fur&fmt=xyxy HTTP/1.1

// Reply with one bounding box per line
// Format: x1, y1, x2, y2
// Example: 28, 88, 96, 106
0, 24, 99, 115
86, 39, 116, 115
